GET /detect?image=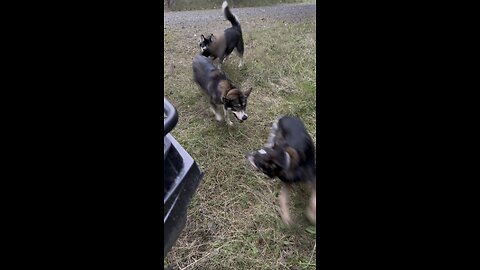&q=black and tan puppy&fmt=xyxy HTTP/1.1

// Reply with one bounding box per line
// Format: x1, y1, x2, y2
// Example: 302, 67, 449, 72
193, 54, 252, 126
246, 116, 316, 225
198, 0, 244, 69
